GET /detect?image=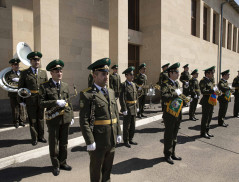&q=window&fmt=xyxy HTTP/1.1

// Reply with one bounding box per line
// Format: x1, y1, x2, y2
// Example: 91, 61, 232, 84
213, 13, 216, 44
128, 44, 139, 75
227, 22, 232, 50
222, 18, 226, 48
203, 6, 208, 41
128, 0, 140, 31
191, 0, 197, 36
0, 0, 6, 8
233, 27, 237, 52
